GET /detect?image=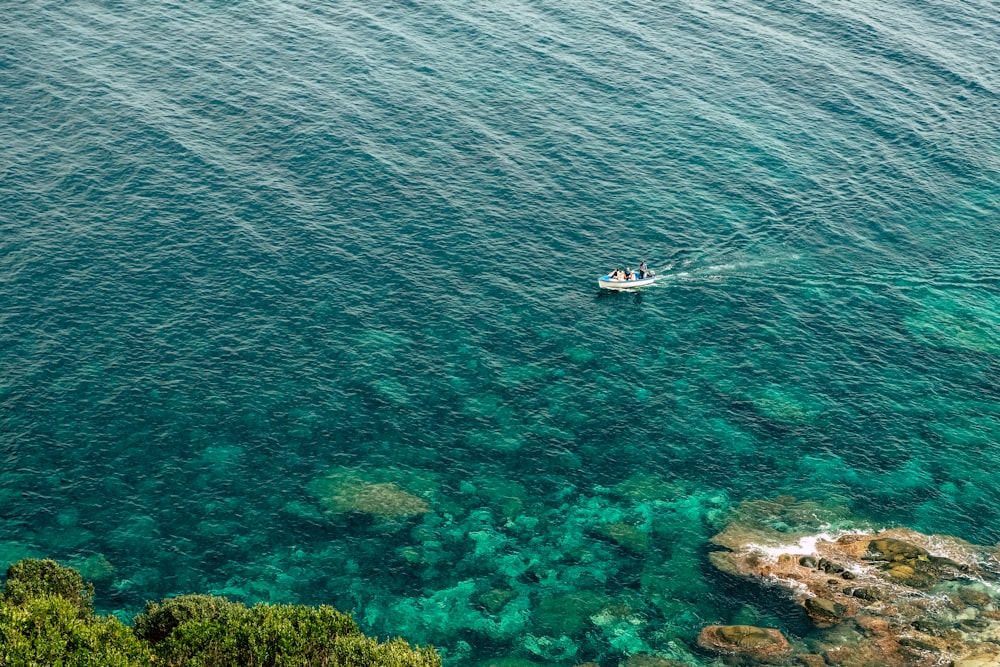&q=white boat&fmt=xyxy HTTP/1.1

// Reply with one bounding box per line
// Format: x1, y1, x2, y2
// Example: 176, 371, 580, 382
598, 271, 658, 289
